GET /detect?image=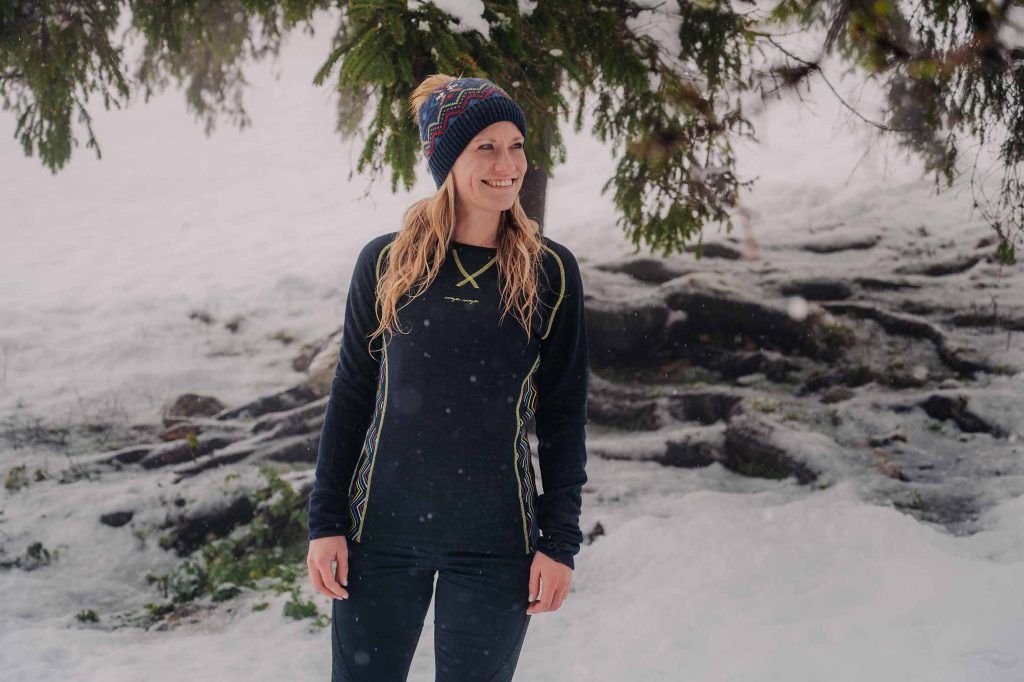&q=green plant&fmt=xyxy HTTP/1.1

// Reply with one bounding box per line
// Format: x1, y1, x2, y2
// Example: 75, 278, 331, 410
5, 464, 29, 491
147, 467, 312, 614
76, 609, 99, 623
26, 541, 55, 565
283, 586, 329, 628
212, 583, 242, 602
145, 602, 175, 620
